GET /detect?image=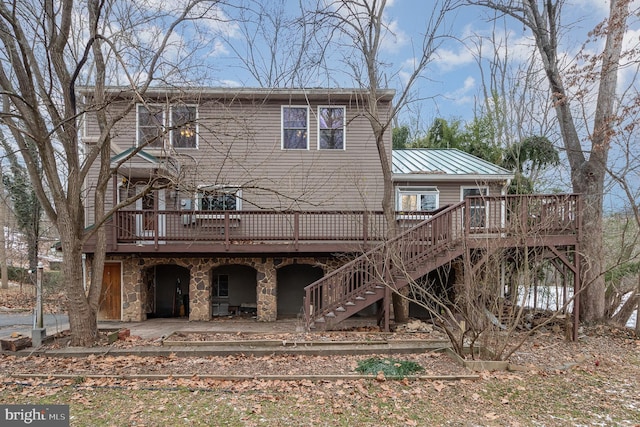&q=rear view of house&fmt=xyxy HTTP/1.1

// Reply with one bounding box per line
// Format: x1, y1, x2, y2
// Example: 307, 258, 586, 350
81, 87, 581, 335
81, 88, 394, 322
